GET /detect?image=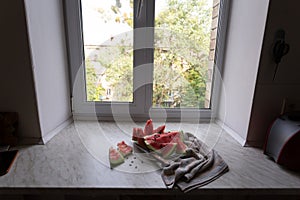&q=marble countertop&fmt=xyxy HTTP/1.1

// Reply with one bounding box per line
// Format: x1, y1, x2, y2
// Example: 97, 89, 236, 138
1, 121, 300, 195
